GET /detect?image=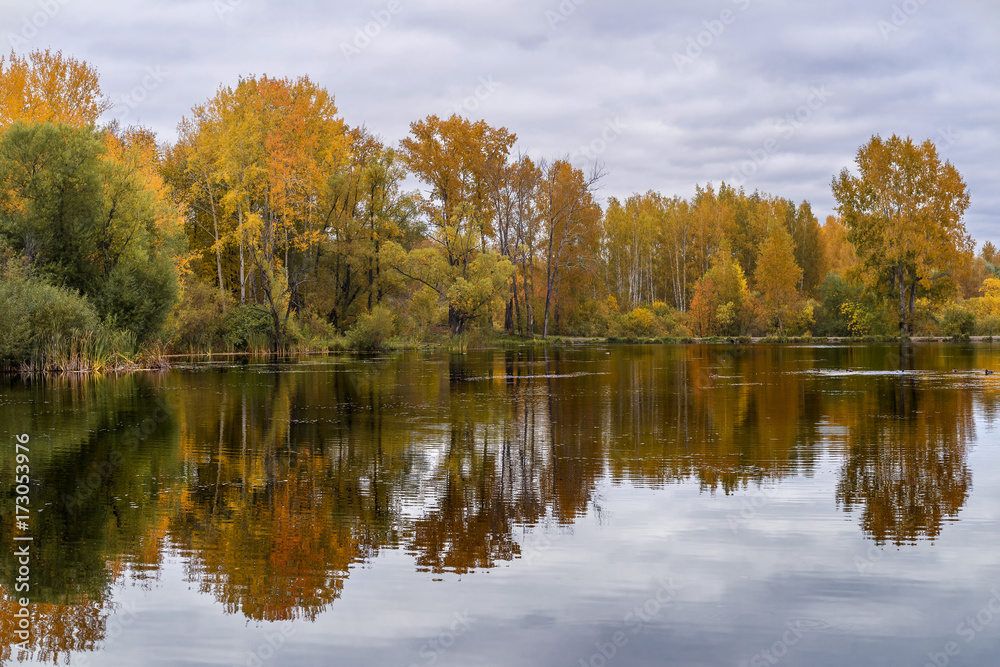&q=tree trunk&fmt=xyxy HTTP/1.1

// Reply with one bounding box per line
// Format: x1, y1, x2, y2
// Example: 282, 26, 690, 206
512, 276, 522, 336
897, 269, 909, 335
907, 279, 917, 334
238, 203, 245, 305
449, 305, 463, 335
209, 191, 225, 309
